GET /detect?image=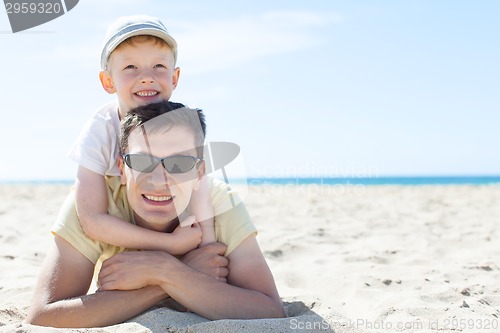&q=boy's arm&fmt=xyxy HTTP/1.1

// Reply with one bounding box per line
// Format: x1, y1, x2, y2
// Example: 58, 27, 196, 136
75, 166, 200, 254
191, 175, 216, 246
25, 235, 168, 328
